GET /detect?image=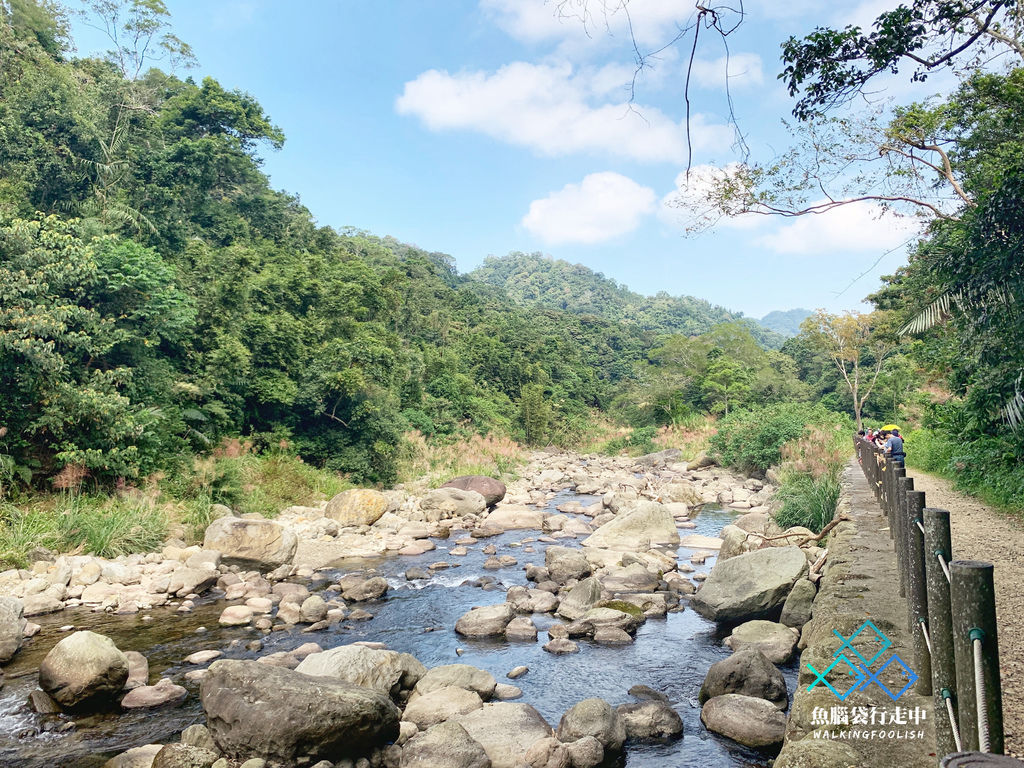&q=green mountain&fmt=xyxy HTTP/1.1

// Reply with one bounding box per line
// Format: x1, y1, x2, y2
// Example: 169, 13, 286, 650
759, 309, 813, 337
469, 253, 787, 349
